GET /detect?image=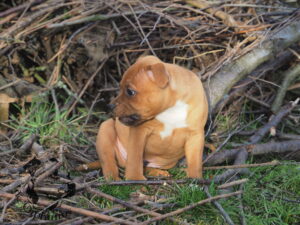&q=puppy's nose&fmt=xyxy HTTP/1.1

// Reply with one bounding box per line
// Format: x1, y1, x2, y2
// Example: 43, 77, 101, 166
107, 103, 116, 111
